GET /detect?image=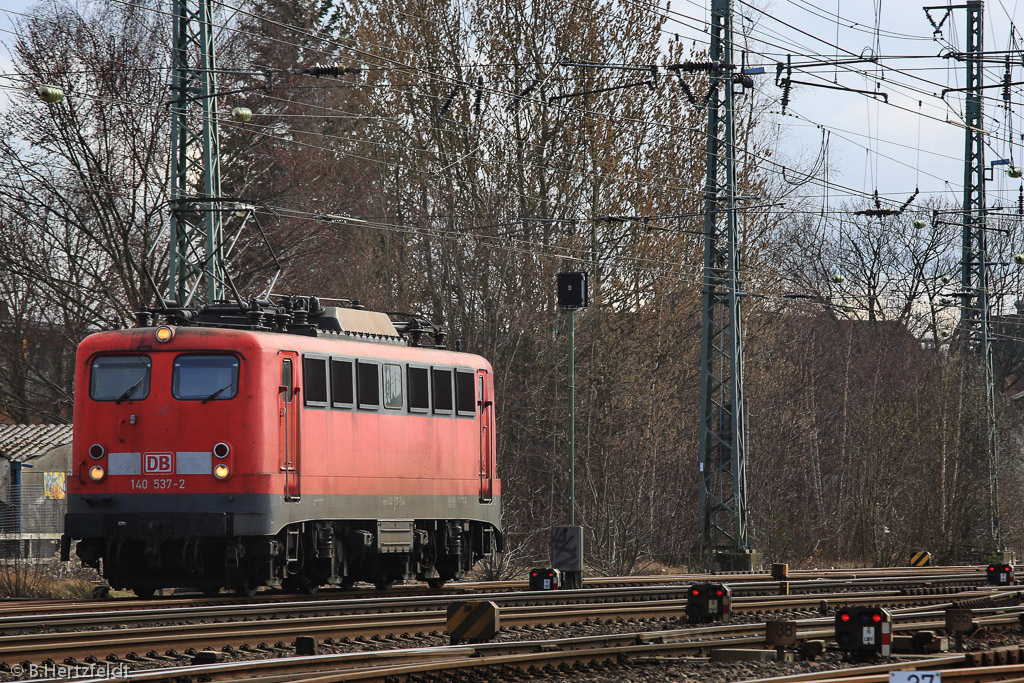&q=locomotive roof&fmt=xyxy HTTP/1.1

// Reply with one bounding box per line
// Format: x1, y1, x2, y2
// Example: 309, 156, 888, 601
129, 296, 456, 353
79, 324, 491, 369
